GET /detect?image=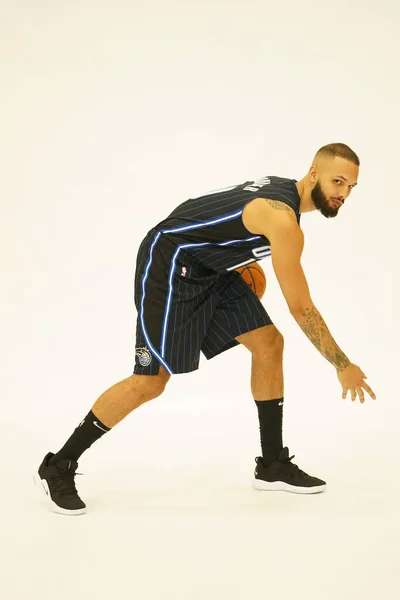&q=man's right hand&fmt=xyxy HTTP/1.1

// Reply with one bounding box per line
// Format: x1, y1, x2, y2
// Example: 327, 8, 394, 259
337, 363, 377, 403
